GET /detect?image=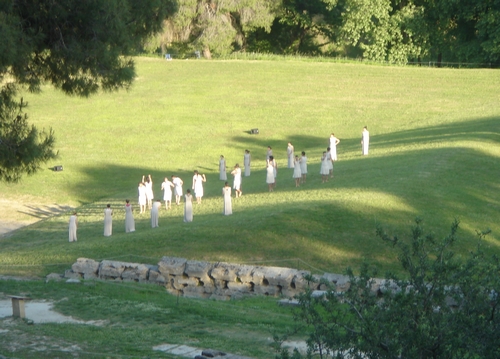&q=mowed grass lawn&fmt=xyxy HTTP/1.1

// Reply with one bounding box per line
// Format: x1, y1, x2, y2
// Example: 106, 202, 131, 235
1, 57, 499, 277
